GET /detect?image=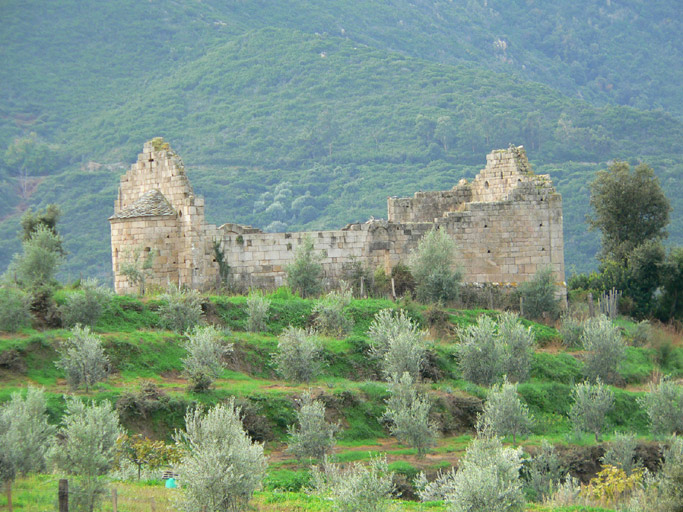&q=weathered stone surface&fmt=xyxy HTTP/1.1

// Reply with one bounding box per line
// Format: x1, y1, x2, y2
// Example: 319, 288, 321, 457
110, 139, 566, 295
